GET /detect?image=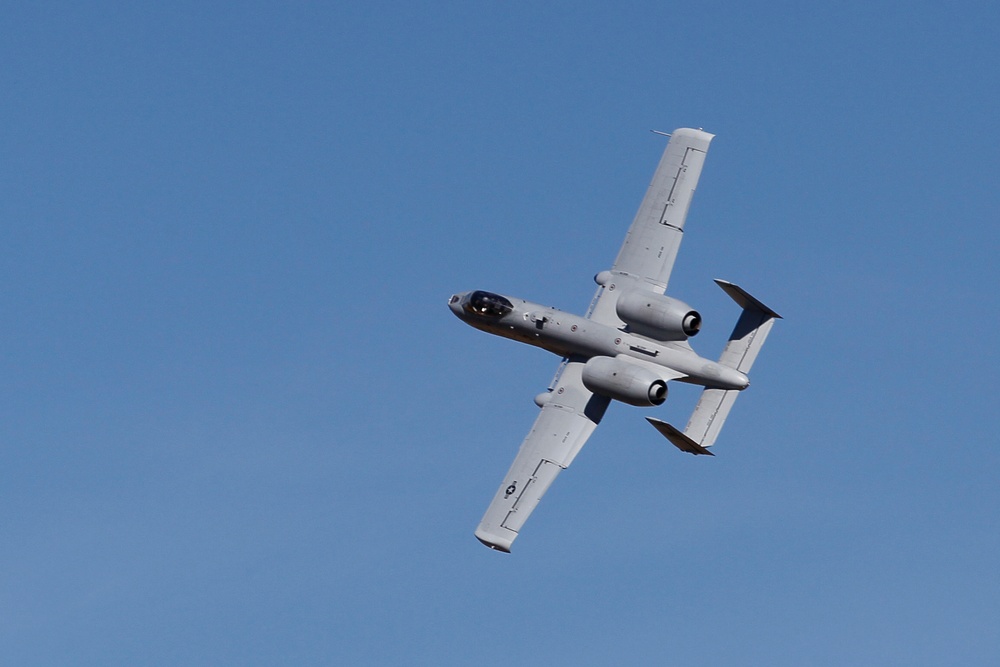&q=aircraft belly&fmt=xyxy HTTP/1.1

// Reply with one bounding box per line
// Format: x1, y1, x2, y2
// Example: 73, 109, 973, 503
491, 309, 613, 360
475, 306, 745, 389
